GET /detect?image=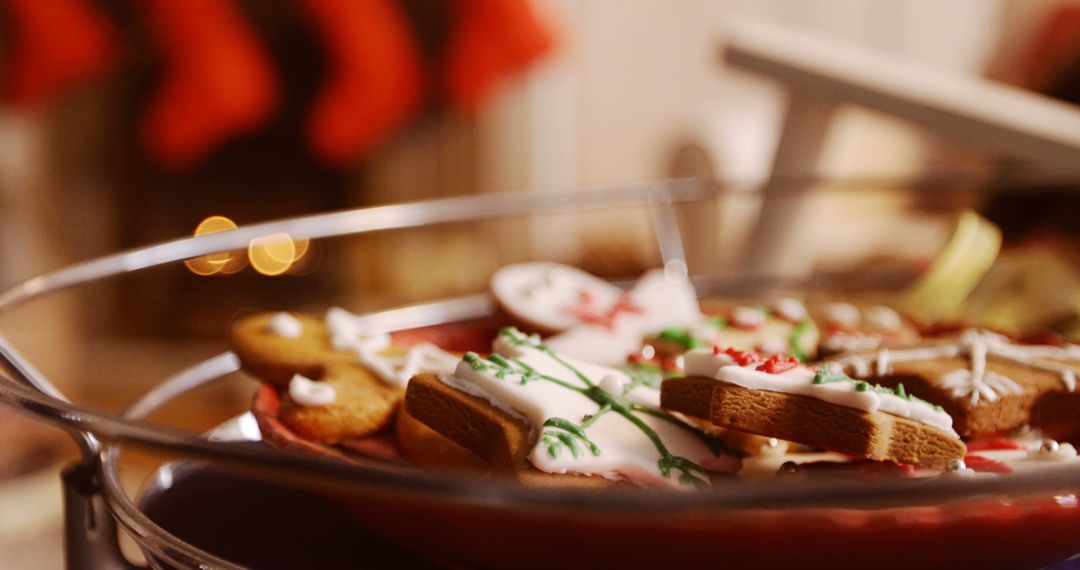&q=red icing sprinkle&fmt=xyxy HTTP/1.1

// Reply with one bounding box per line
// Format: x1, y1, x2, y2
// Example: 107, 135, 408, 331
966, 437, 1026, 452
715, 346, 763, 366
964, 454, 1013, 474
756, 355, 798, 374
660, 357, 683, 373
565, 293, 642, 330
826, 324, 854, 335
